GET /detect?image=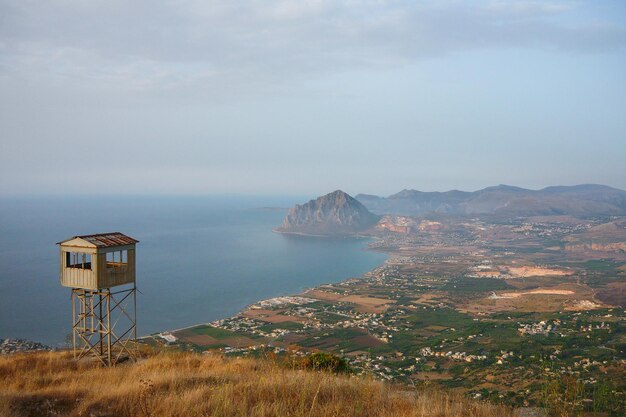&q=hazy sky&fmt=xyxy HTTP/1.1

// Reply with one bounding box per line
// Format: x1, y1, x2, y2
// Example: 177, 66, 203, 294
1, 0, 625, 197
